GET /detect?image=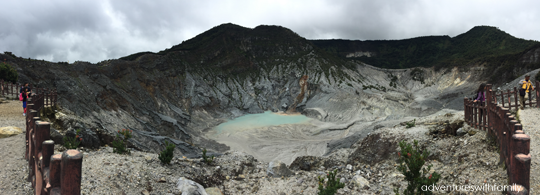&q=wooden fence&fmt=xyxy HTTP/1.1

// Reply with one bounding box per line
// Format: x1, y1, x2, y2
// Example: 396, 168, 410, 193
0, 79, 58, 108
9, 82, 84, 194
464, 82, 538, 194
